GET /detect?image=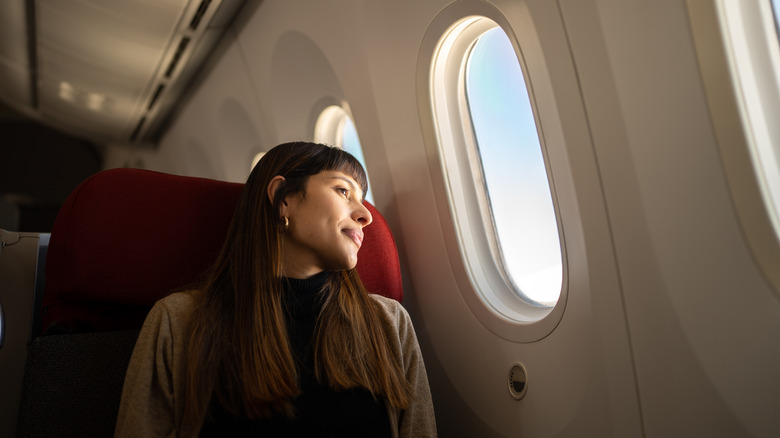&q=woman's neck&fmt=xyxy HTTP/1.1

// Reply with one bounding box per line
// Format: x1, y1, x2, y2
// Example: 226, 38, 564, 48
282, 270, 329, 293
